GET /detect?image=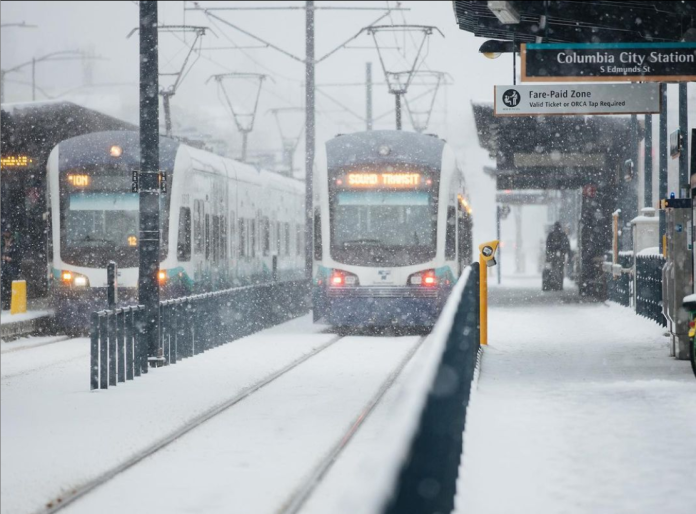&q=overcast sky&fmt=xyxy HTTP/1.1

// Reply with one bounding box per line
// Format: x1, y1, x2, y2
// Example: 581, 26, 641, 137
0, 0, 543, 267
